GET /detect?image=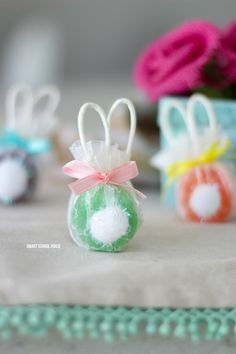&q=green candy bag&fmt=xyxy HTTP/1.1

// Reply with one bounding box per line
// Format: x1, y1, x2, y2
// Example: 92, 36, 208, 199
63, 99, 144, 252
